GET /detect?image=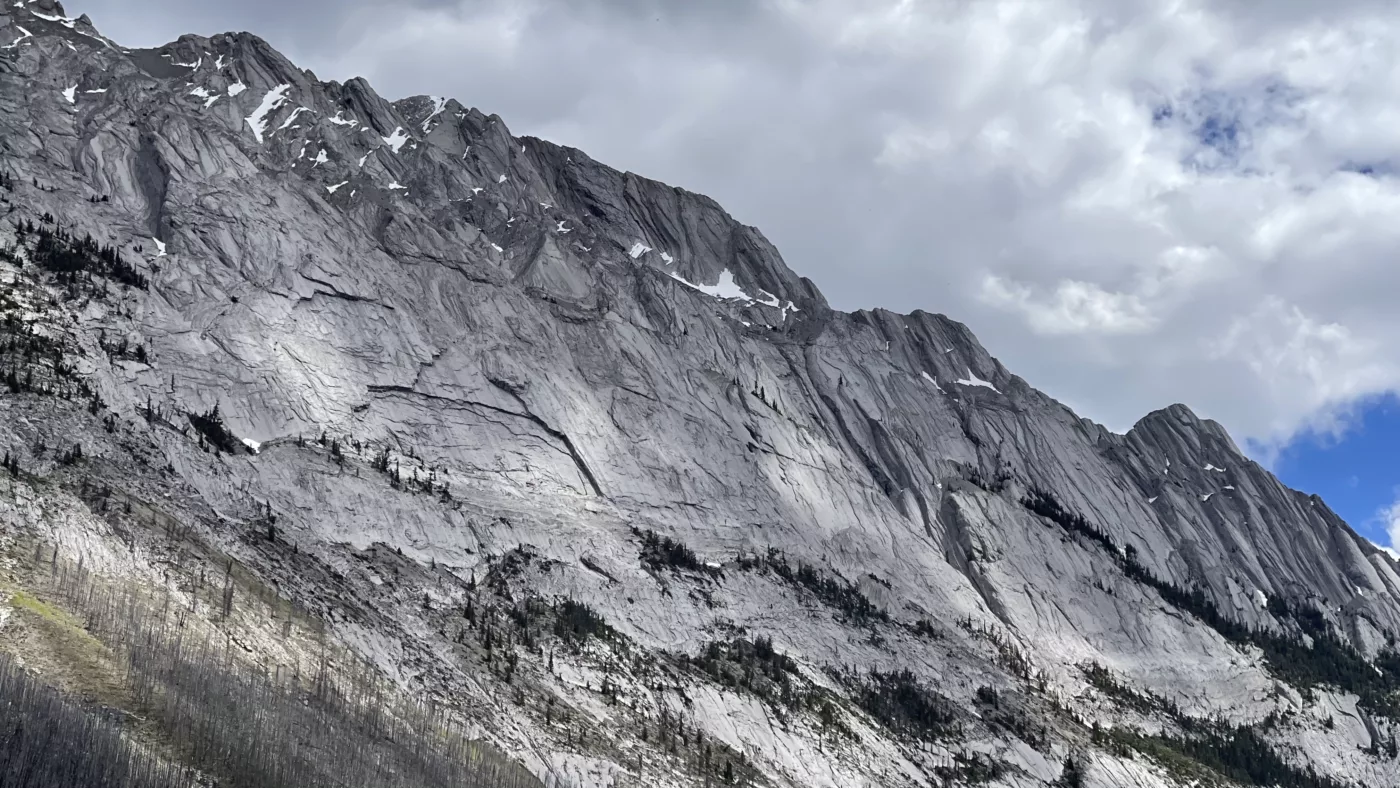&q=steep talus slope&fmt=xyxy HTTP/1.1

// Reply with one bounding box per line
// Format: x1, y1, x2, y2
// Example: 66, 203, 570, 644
3, 3, 1400, 786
